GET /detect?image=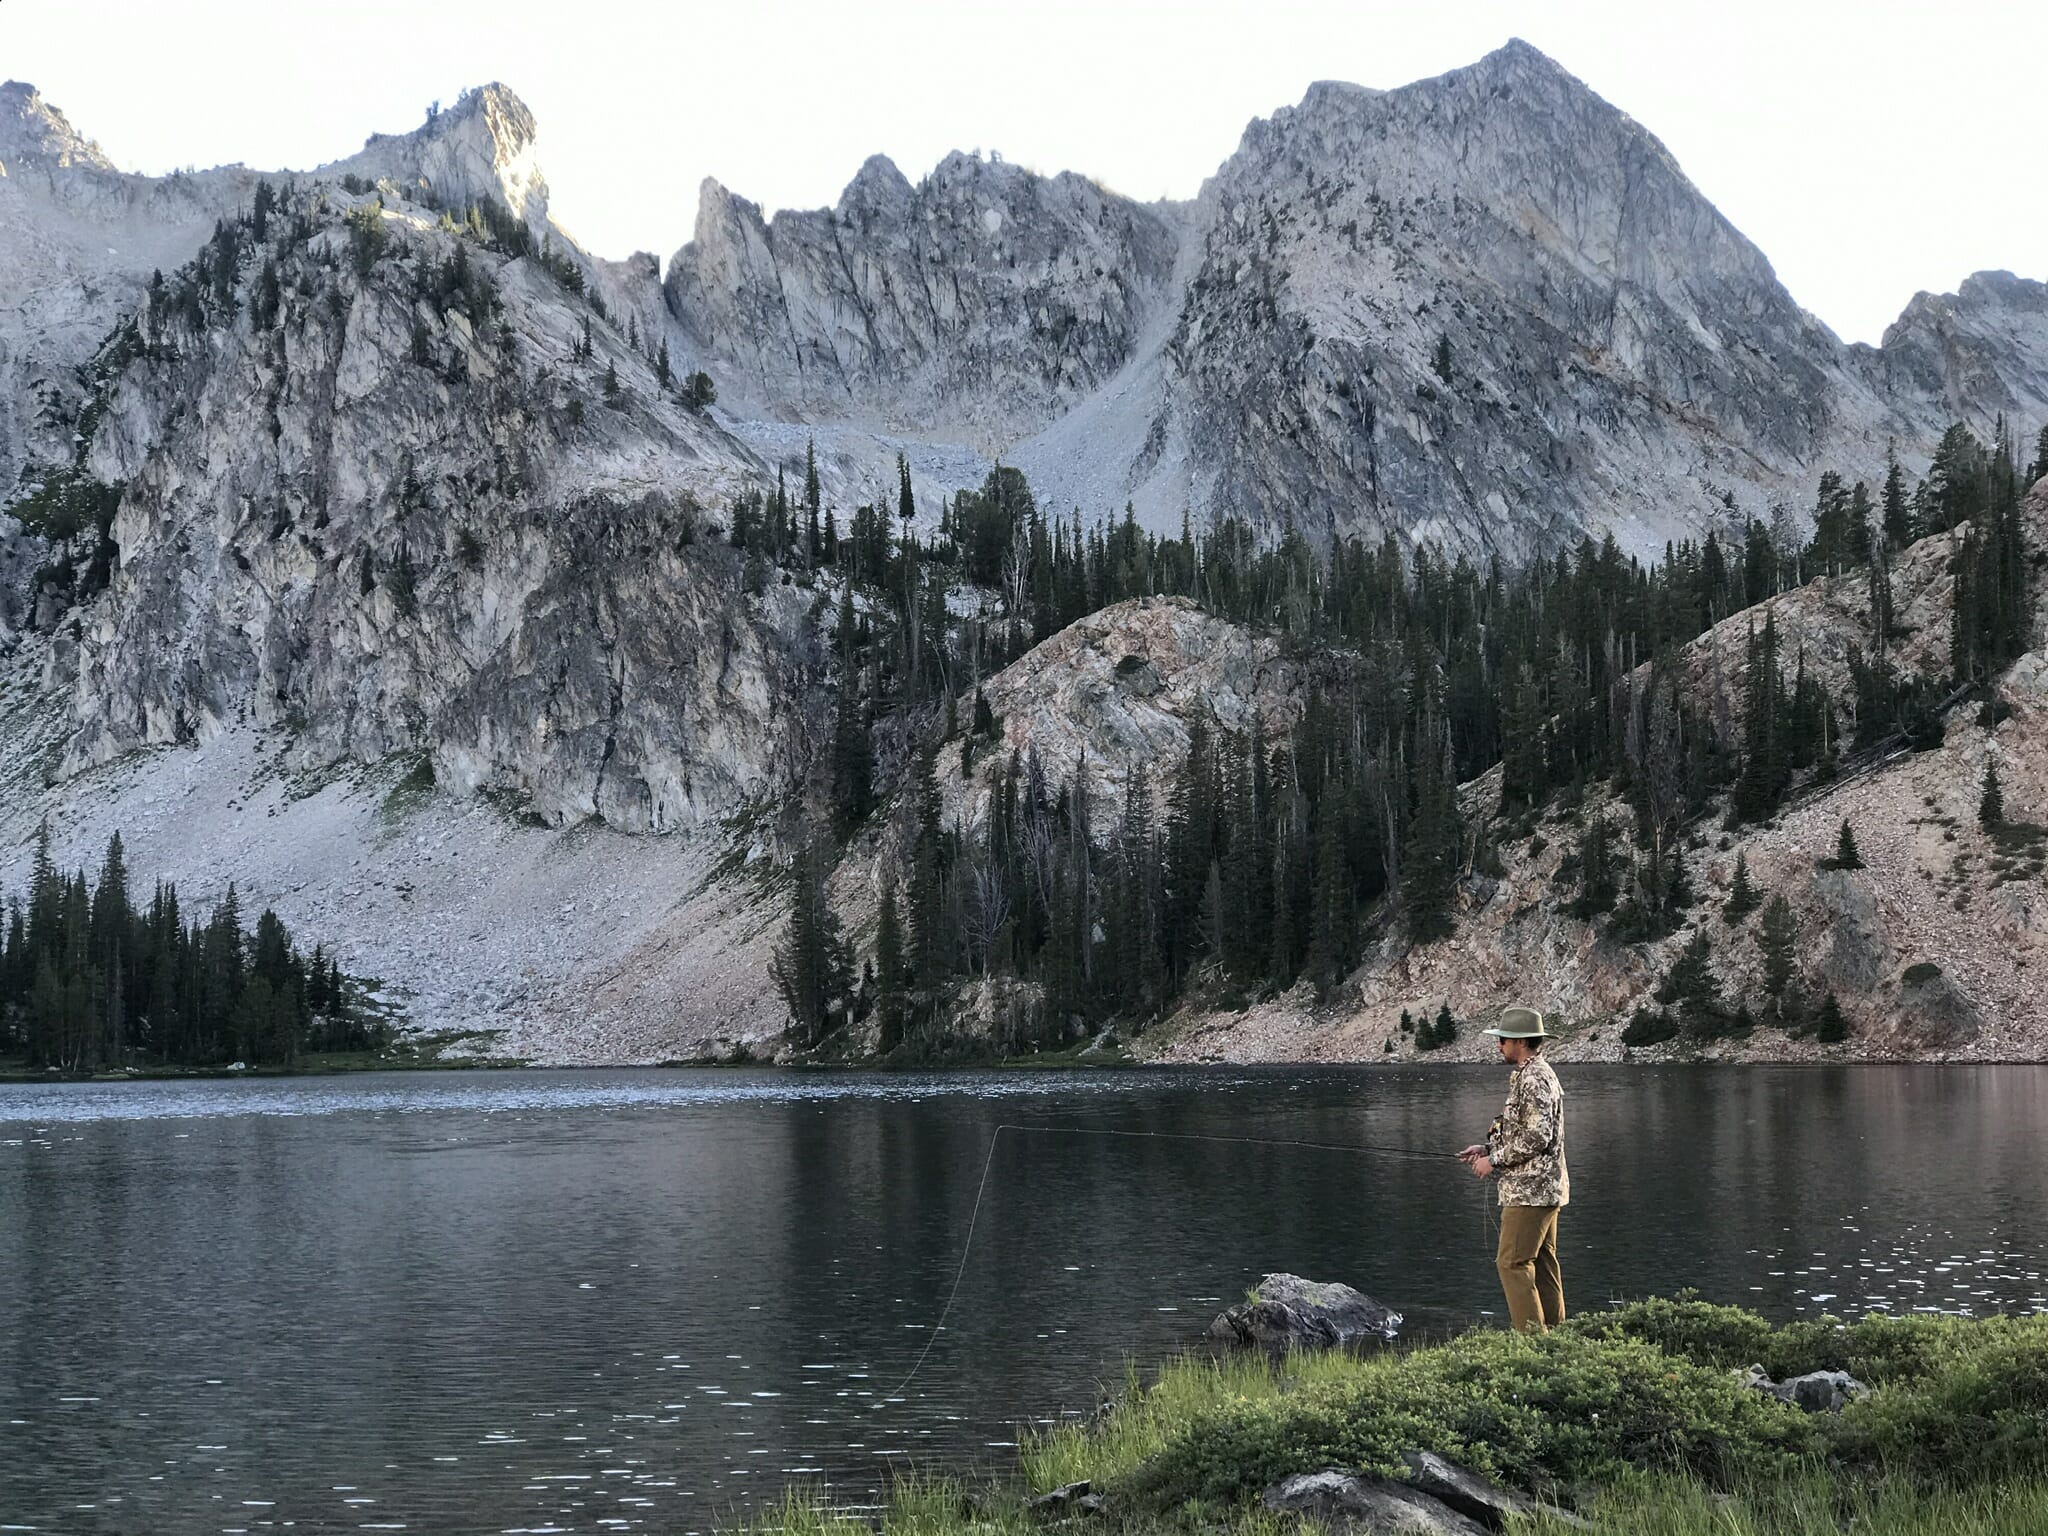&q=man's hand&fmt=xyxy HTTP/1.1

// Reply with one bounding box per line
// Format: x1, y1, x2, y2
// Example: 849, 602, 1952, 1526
1467, 1154, 1493, 1179
1457, 1143, 1486, 1161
